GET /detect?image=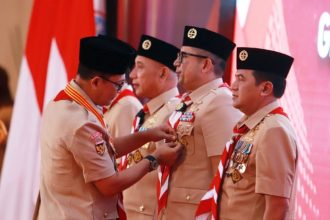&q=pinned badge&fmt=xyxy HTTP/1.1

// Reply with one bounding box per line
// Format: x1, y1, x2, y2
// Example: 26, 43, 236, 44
95, 142, 106, 156
187, 28, 197, 39
142, 39, 152, 50
239, 50, 248, 61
